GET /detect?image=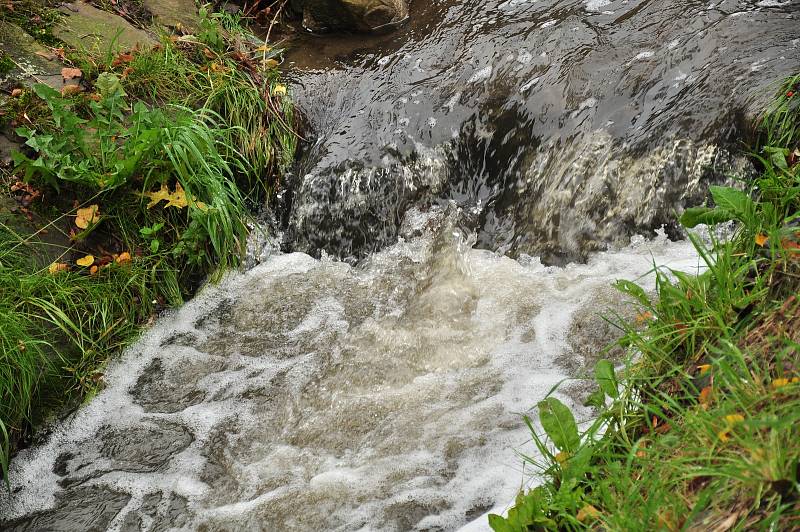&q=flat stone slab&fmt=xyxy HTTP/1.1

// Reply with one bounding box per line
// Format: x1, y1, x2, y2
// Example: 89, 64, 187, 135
0, 21, 62, 88
142, 0, 199, 31
54, 1, 155, 53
